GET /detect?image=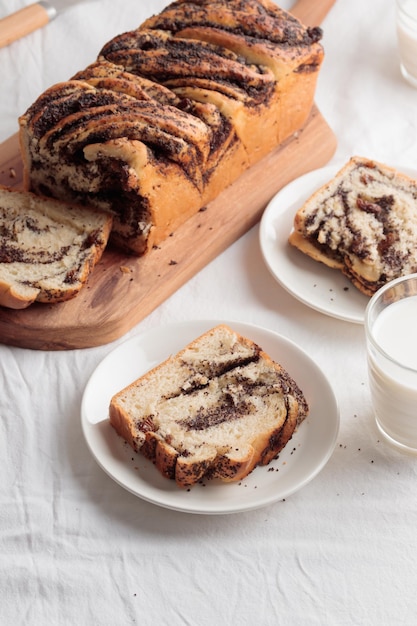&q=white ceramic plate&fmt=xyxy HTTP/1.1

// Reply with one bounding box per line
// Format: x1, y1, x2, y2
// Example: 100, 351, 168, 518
260, 165, 371, 324
81, 320, 339, 515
